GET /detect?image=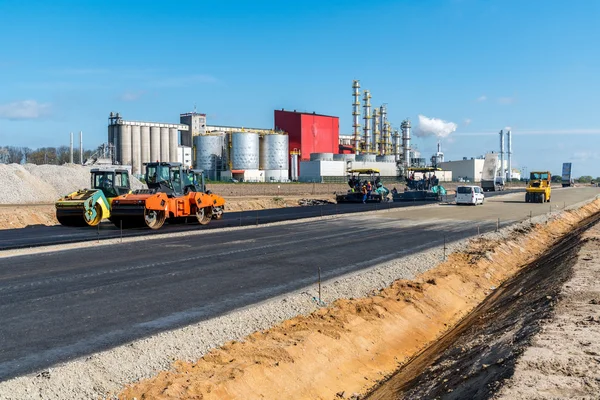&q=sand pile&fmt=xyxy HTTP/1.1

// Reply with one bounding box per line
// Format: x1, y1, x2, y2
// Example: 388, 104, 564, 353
0, 163, 145, 204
